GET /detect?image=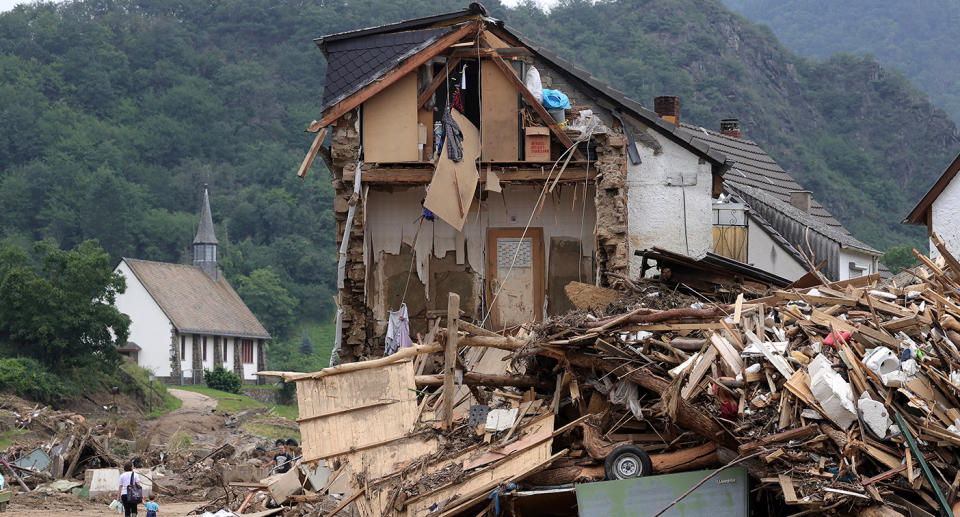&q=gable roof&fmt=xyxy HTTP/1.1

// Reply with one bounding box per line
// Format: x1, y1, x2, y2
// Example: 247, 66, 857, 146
121, 258, 270, 339
319, 27, 455, 111
311, 6, 728, 168
903, 151, 960, 225
679, 123, 880, 258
